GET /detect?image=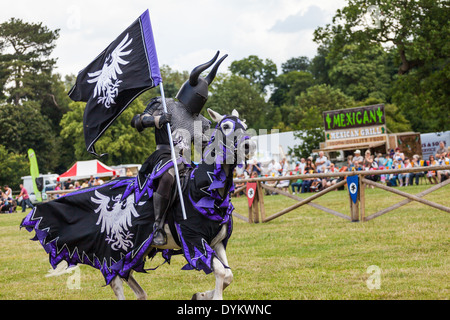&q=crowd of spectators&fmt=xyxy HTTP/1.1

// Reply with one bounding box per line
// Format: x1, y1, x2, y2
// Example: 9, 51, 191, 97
233, 140, 449, 197
0, 184, 34, 213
